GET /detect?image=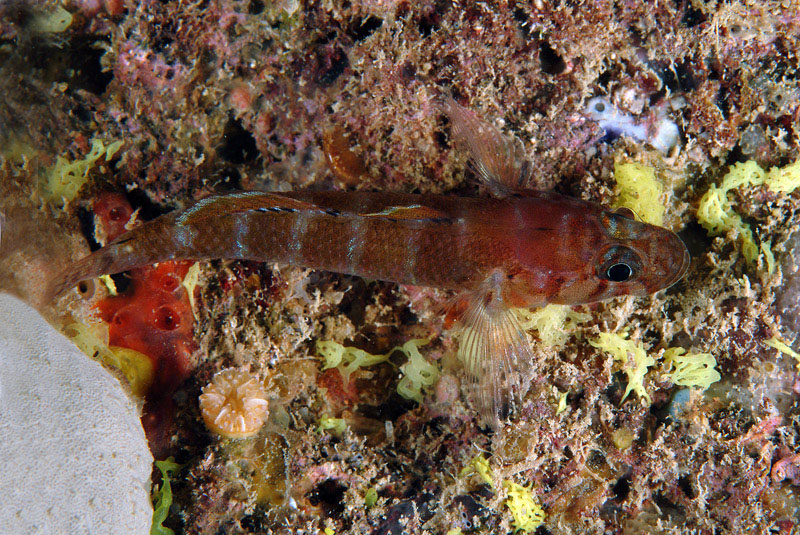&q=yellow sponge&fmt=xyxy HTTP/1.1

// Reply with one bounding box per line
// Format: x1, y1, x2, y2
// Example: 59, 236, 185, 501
45, 138, 123, 203
663, 348, 721, 389
316, 338, 439, 402
63, 322, 153, 396
515, 304, 590, 347
591, 332, 654, 404
696, 159, 800, 267
613, 162, 665, 226
503, 481, 546, 533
